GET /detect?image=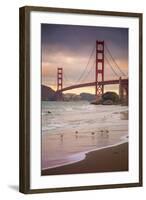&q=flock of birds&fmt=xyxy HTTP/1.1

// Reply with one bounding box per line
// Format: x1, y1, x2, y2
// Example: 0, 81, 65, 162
60, 128, 109, 140
47, 109, 111, 140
